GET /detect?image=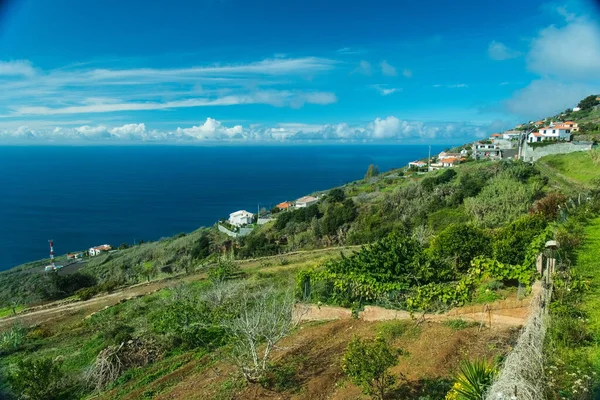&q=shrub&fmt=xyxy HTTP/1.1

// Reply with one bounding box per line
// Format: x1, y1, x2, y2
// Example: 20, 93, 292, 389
443, 319, 479, 331
342, 335, 400, 400
8, 358, 72, 400
208, 260, 241, 284
327, 188, 346, 203
445, 359, 496, 400
431, 224, 491, 271
464, 176, 538, 228
493, 214, 547, 265
0, 325, 26, 354
531, 192, 567, 221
